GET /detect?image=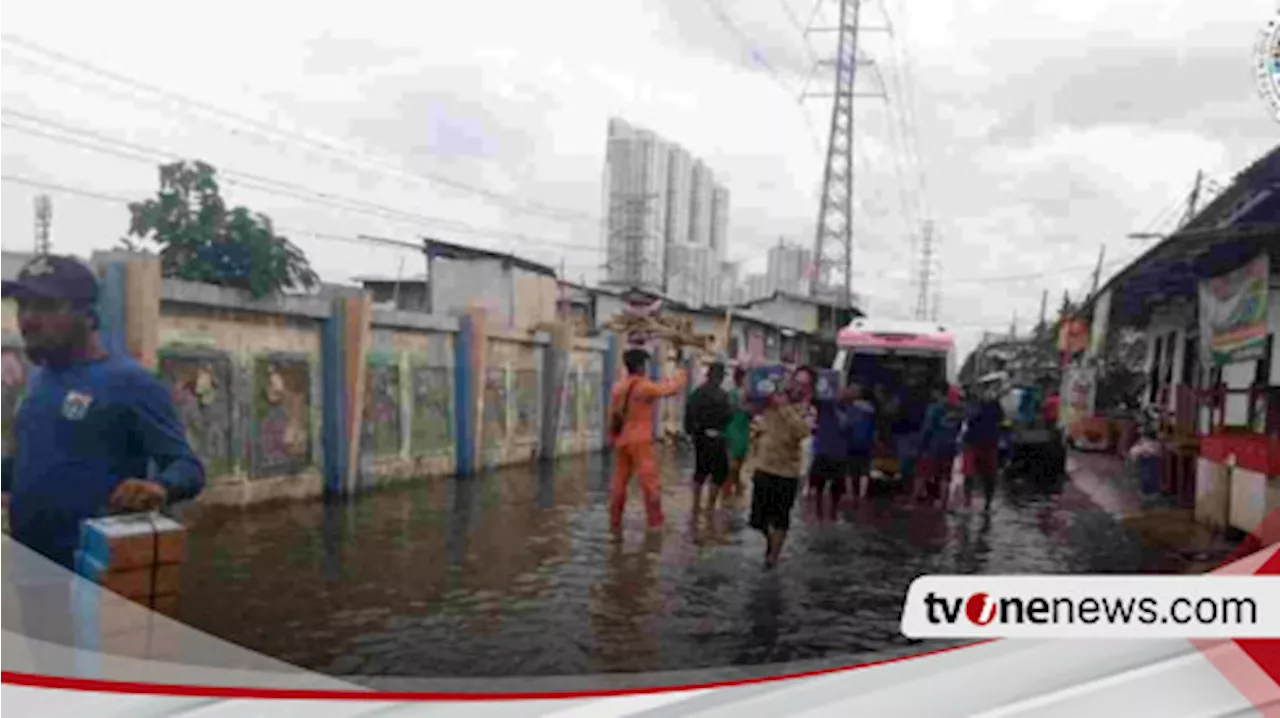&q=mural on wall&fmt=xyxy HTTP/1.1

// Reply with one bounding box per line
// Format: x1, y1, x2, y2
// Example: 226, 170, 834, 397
159, 352, 234, 477
580, 370, 602, 432
252, 356, 312, 477
1, 350, 28, 449
560, 368, 580, 434
362, 360, 402, 458
482, 366, 508, 443
410, 365, 452, 457
513, 369, 539, 438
